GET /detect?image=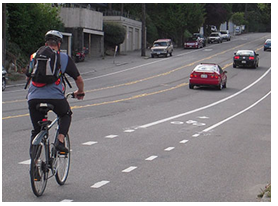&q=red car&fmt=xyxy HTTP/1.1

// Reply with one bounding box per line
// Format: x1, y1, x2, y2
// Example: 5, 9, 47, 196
184, 37, 203, 49
189, 63, 227, 90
